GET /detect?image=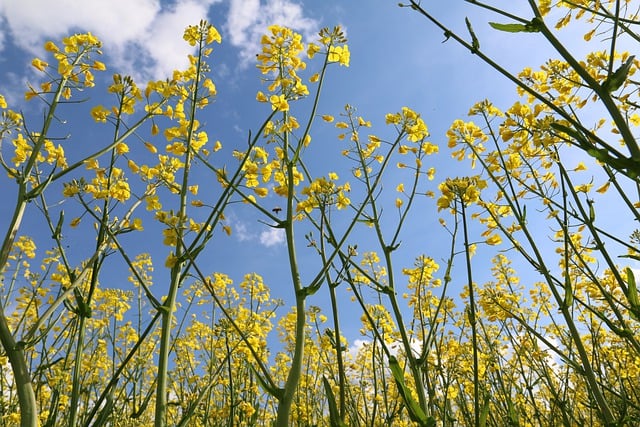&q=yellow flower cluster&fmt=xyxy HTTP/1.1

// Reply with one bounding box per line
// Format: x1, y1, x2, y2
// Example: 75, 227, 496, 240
257, 25, 308, 98
297, 173, 351, 213
437, 176, 487, 211
0, 94, 22, 144
11, 133, 67, 169
28, 32, 105, 100
83, 166, 131, 202
183, 20, 221, 47
12, 236, 37, 259
385, 107, 430, 143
